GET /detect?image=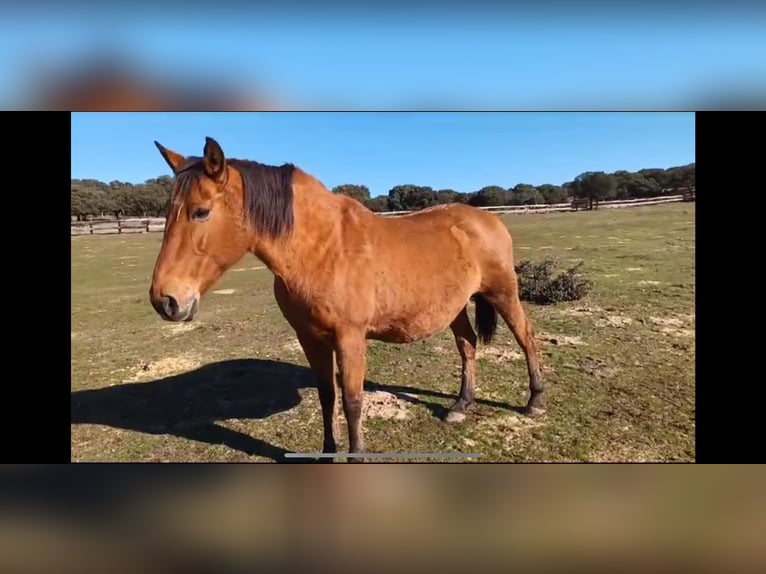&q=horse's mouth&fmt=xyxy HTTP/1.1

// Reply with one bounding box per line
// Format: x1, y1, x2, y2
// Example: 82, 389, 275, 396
182, 298, 200, 322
